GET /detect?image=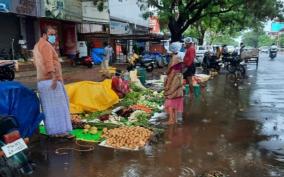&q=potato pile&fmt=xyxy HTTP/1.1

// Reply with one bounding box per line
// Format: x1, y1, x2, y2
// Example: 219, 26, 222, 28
102, 126, 152, 149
